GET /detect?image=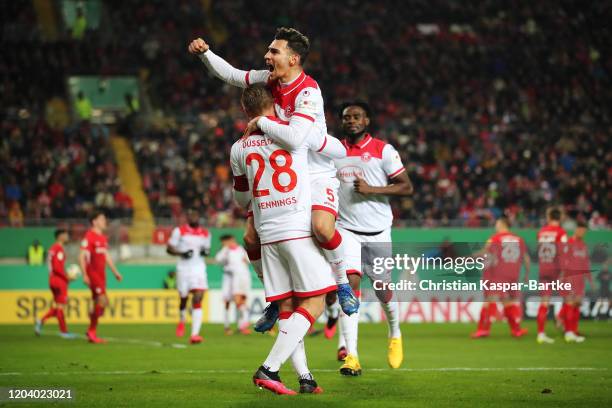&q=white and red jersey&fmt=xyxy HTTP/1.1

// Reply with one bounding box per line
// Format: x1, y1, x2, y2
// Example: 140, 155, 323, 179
230, 117, 329, 244
168, 224, 211, 271
215, 244, 250, 276
537, 224, 568, 278
334, 134, 406, 232
48, 242, 68, 284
